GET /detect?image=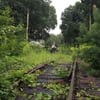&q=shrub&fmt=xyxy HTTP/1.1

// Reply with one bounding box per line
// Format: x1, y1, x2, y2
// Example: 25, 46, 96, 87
79, 45, 100, 70
0, 25, 25, 57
